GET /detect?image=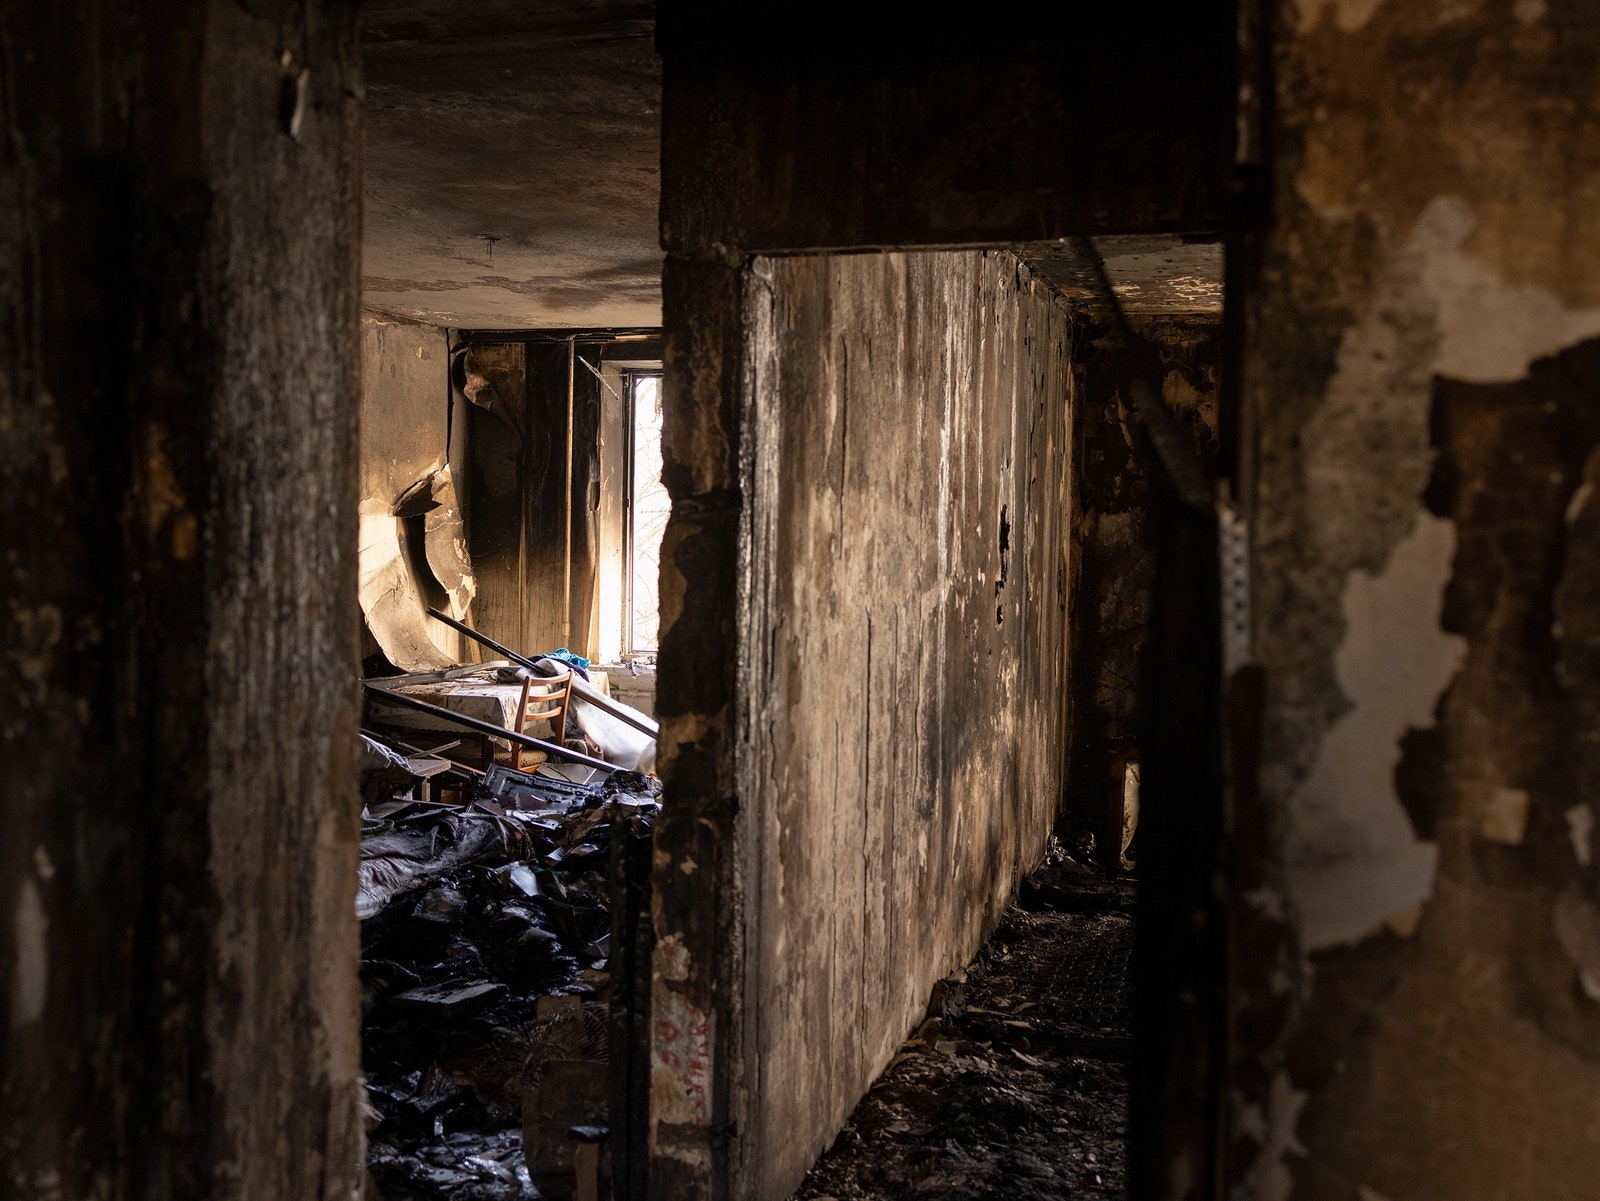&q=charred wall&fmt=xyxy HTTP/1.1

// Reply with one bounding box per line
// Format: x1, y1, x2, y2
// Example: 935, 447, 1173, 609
1, 3, 363, 1199
1238, 3, 1600, 1198
652, 14, 1241, 1196
460, 341, 530, 656
1068, 313, 1221, 864
650, 249, 1074, 1199
658, 3, 1234, 251
459, 338, 604, 661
